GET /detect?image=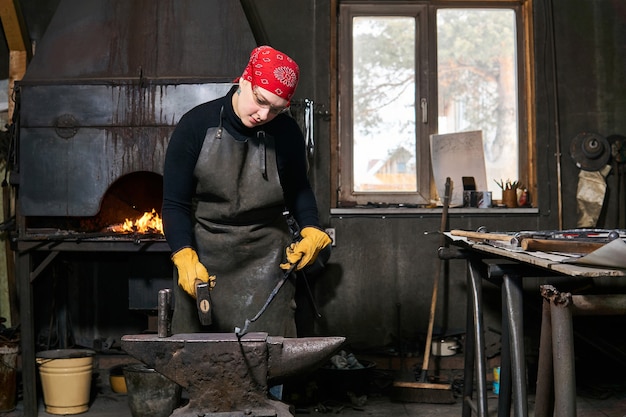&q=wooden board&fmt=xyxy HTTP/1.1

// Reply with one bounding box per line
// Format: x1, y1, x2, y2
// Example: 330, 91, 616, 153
430, 130, 487, 206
